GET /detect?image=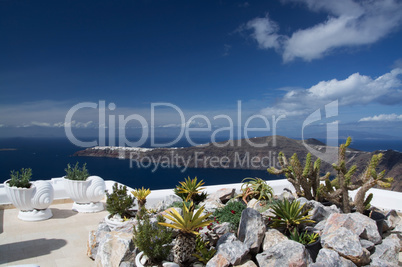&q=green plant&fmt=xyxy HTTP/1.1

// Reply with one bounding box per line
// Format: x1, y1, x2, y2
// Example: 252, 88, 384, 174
133, 213, 173, 265
213, 200, 246, 231
268, 153, 330, 201
258, 198, 282, 213
192, 235, 216, 264
240, 177, 274, 203
159, 202, 213, 264
289, 229, 319, 245
320, 137, 393, 213
269, 199, 314, 235
106, 183, 135, 218
64, 162, 89, 181
8, 168, 32, 188
131, 187, 151, 211
175, 176, 206, 202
